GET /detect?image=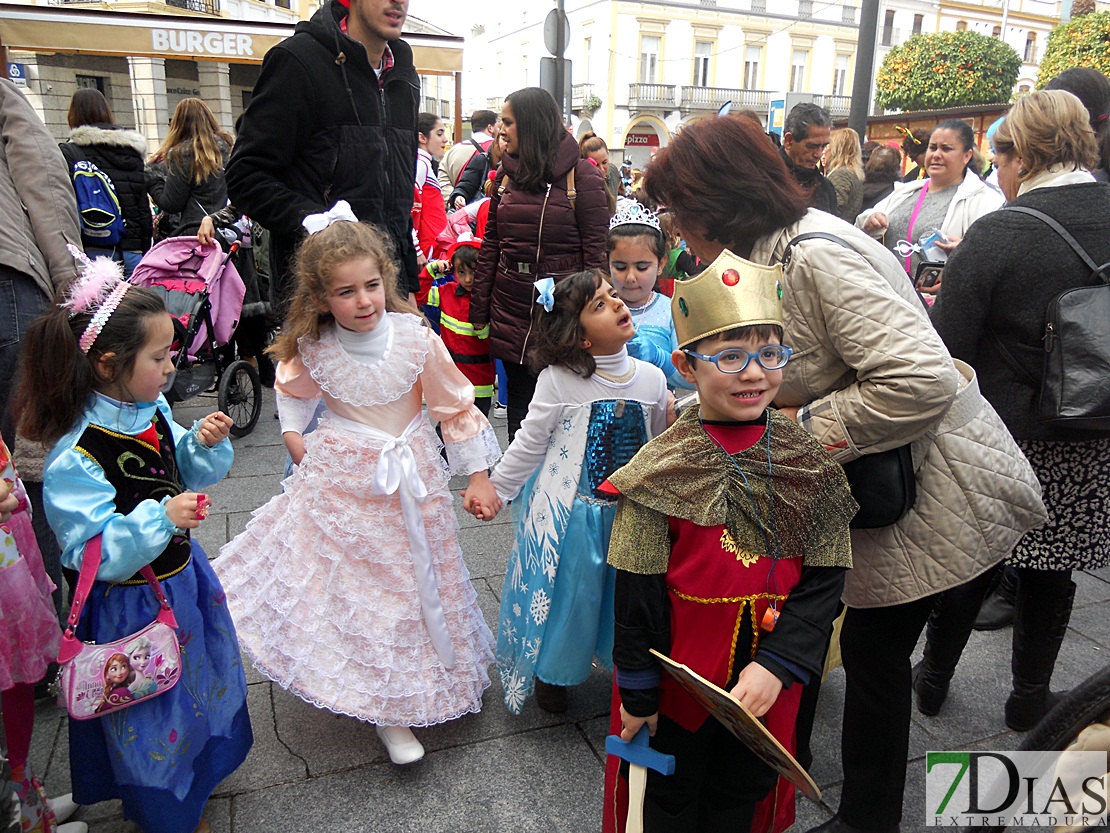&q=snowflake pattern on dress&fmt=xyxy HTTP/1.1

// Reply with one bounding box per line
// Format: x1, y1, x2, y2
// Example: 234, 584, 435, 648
495, 404, 589, 713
